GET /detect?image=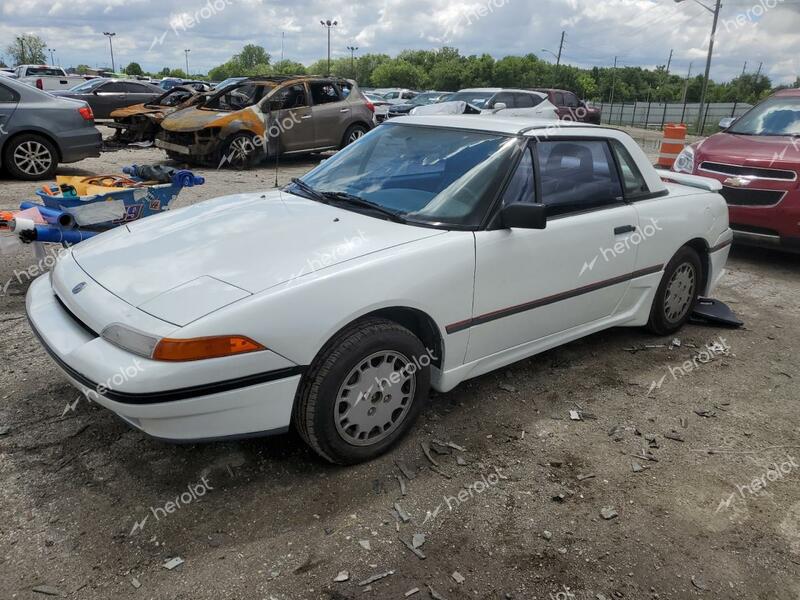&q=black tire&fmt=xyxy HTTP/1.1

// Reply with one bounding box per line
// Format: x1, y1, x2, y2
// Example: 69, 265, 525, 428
340, 123, 369, 149
3, 133, 58, 180
219, 133, 261, 170
293, 317, 431, 464
647, 246, 703, 335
